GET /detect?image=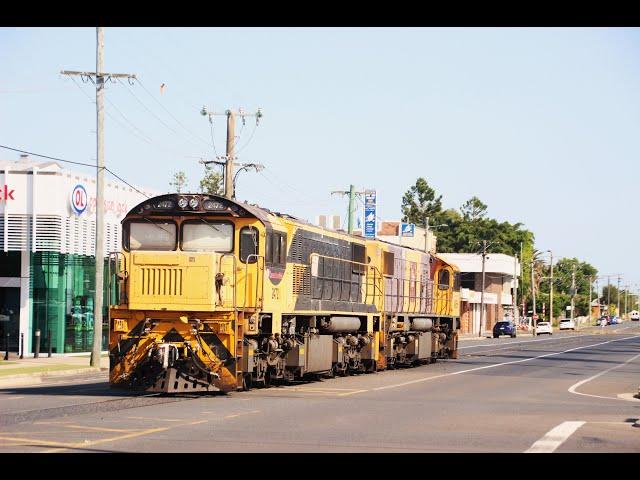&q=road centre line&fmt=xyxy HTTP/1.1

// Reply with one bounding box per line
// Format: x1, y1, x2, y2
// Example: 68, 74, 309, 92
568, 351, 640, 402
458, 333, 610, 350
524, 421, 585, 453
372, 335, 640, 392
